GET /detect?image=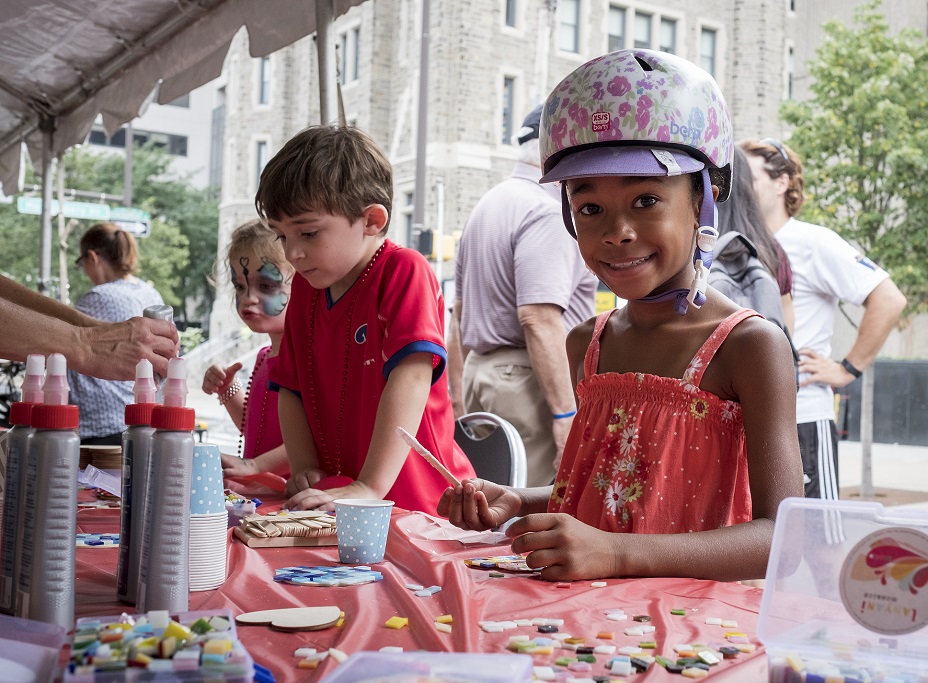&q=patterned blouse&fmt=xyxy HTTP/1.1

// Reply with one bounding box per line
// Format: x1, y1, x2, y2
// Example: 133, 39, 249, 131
68, 277, 165, 439
549, 309, 756, 534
